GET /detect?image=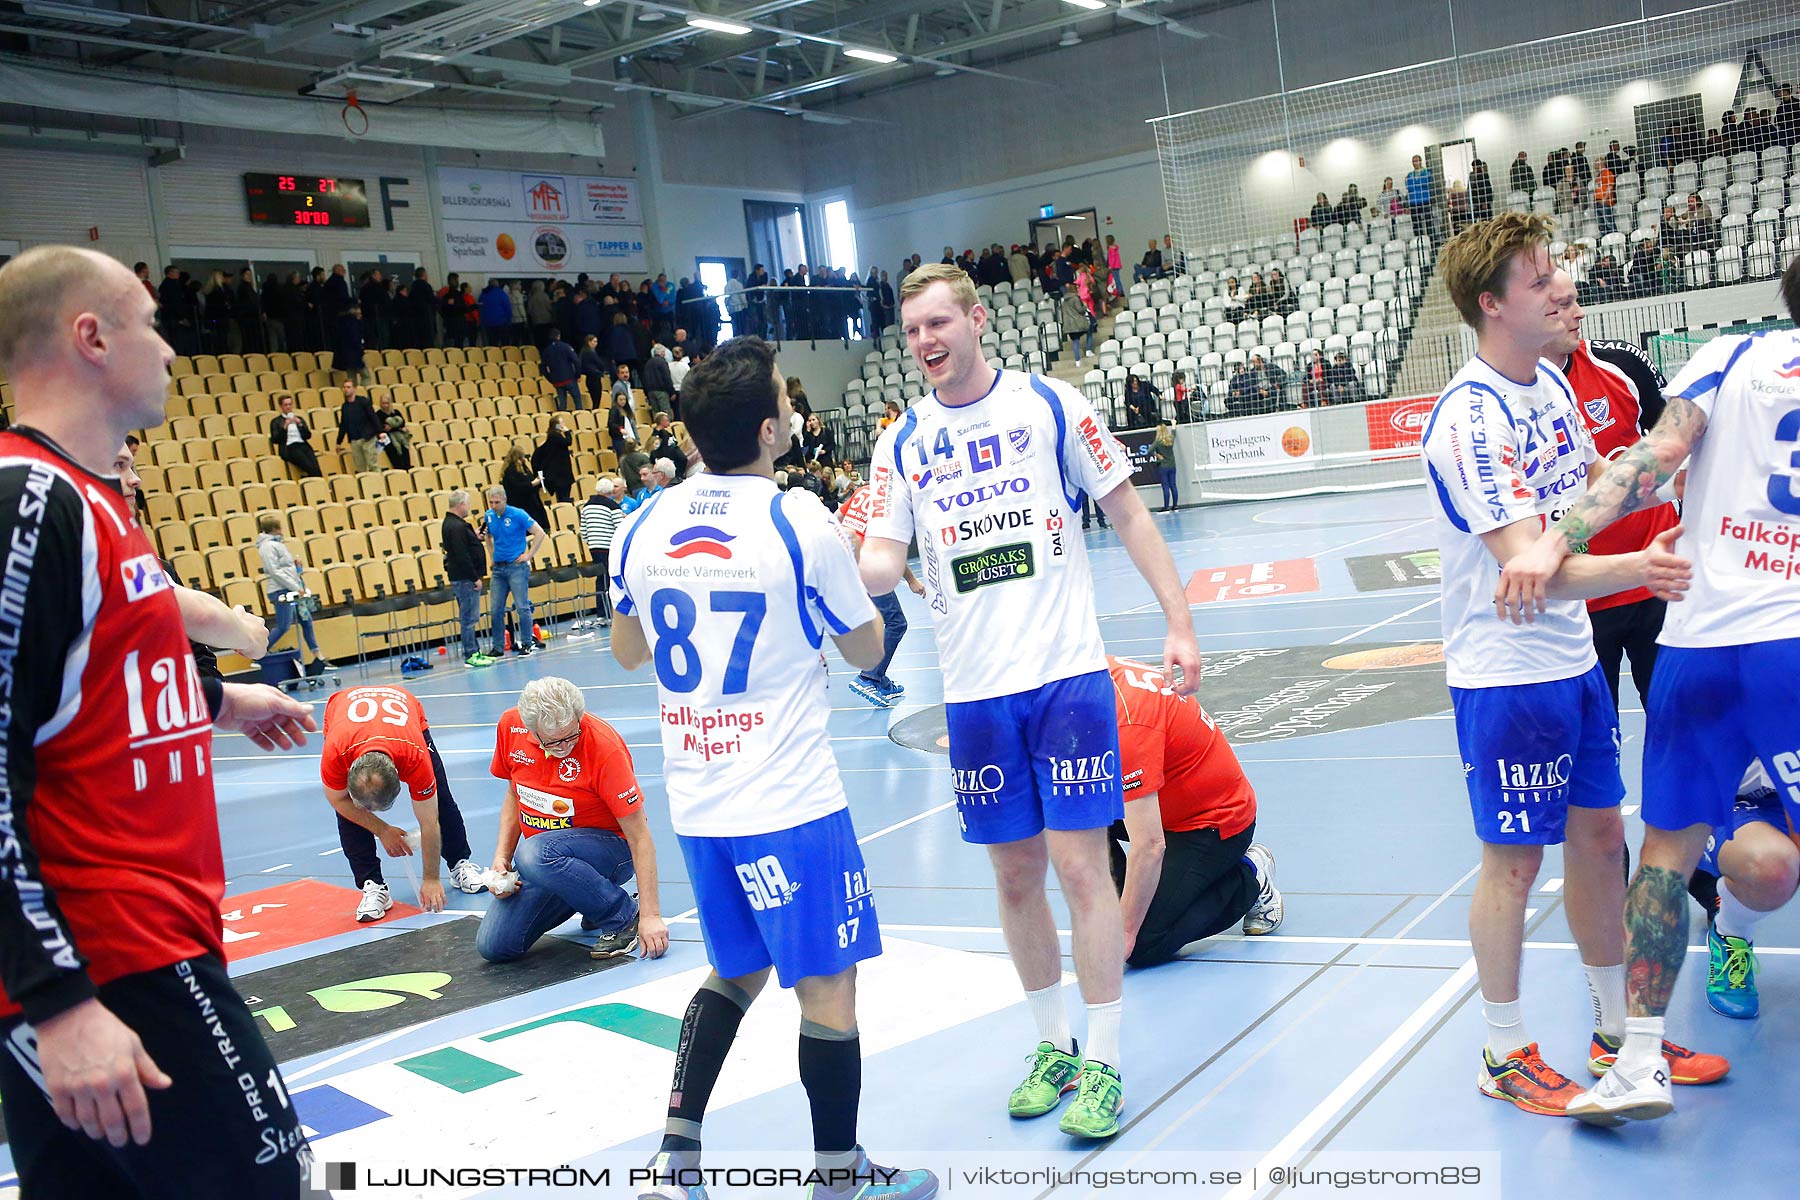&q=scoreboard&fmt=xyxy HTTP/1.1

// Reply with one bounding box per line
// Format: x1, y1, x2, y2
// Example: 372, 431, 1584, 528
243, 173, 371, 228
